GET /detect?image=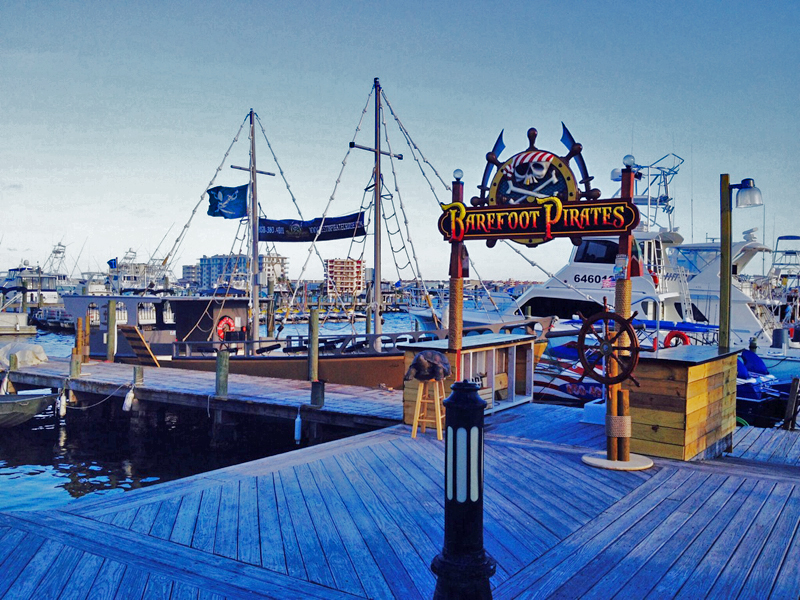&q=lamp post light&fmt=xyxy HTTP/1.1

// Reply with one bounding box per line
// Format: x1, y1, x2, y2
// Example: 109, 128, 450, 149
719, 175, 763, 351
